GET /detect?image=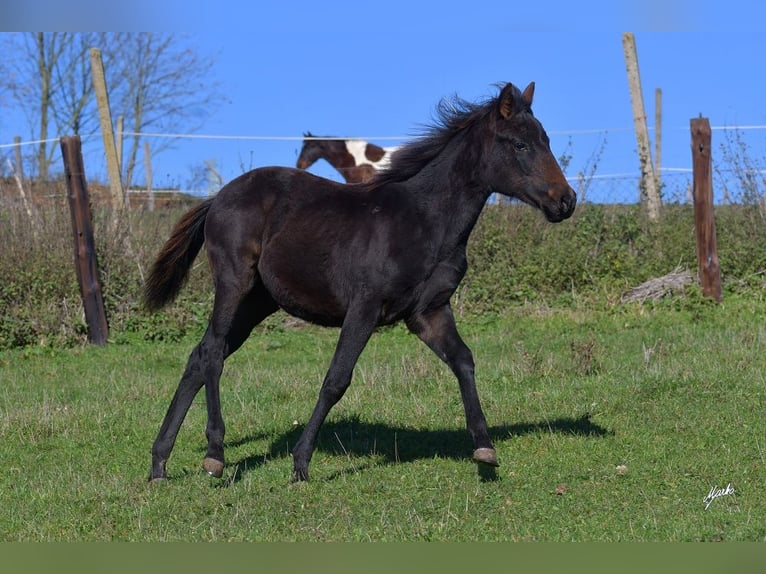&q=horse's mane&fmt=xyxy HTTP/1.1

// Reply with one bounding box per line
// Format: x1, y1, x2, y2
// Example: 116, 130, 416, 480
365, 85, 522, 189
